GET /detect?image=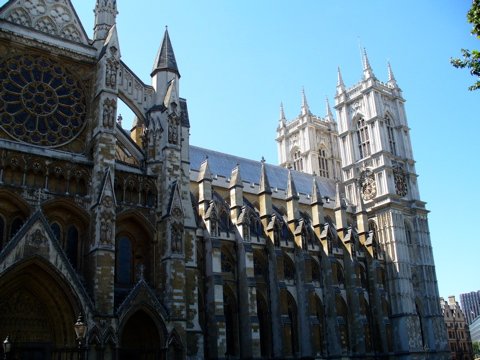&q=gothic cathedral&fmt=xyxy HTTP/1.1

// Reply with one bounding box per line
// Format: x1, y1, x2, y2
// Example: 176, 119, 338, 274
0, 1, 448, 359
